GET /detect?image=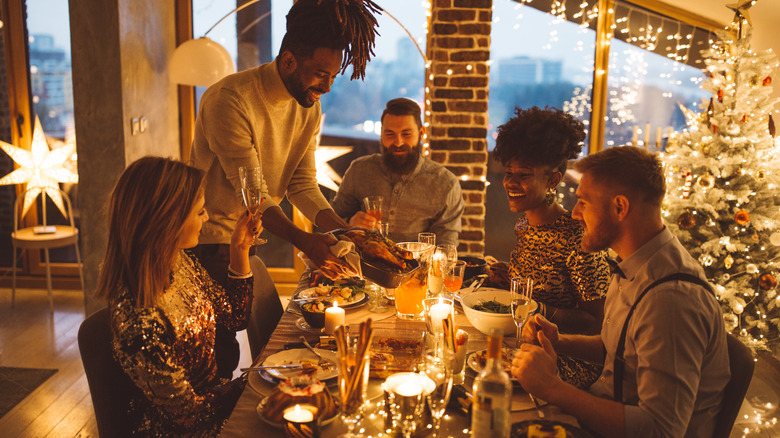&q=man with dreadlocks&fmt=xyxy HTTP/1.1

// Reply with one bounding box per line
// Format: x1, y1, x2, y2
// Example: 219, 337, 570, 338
190, 0, 381, 378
